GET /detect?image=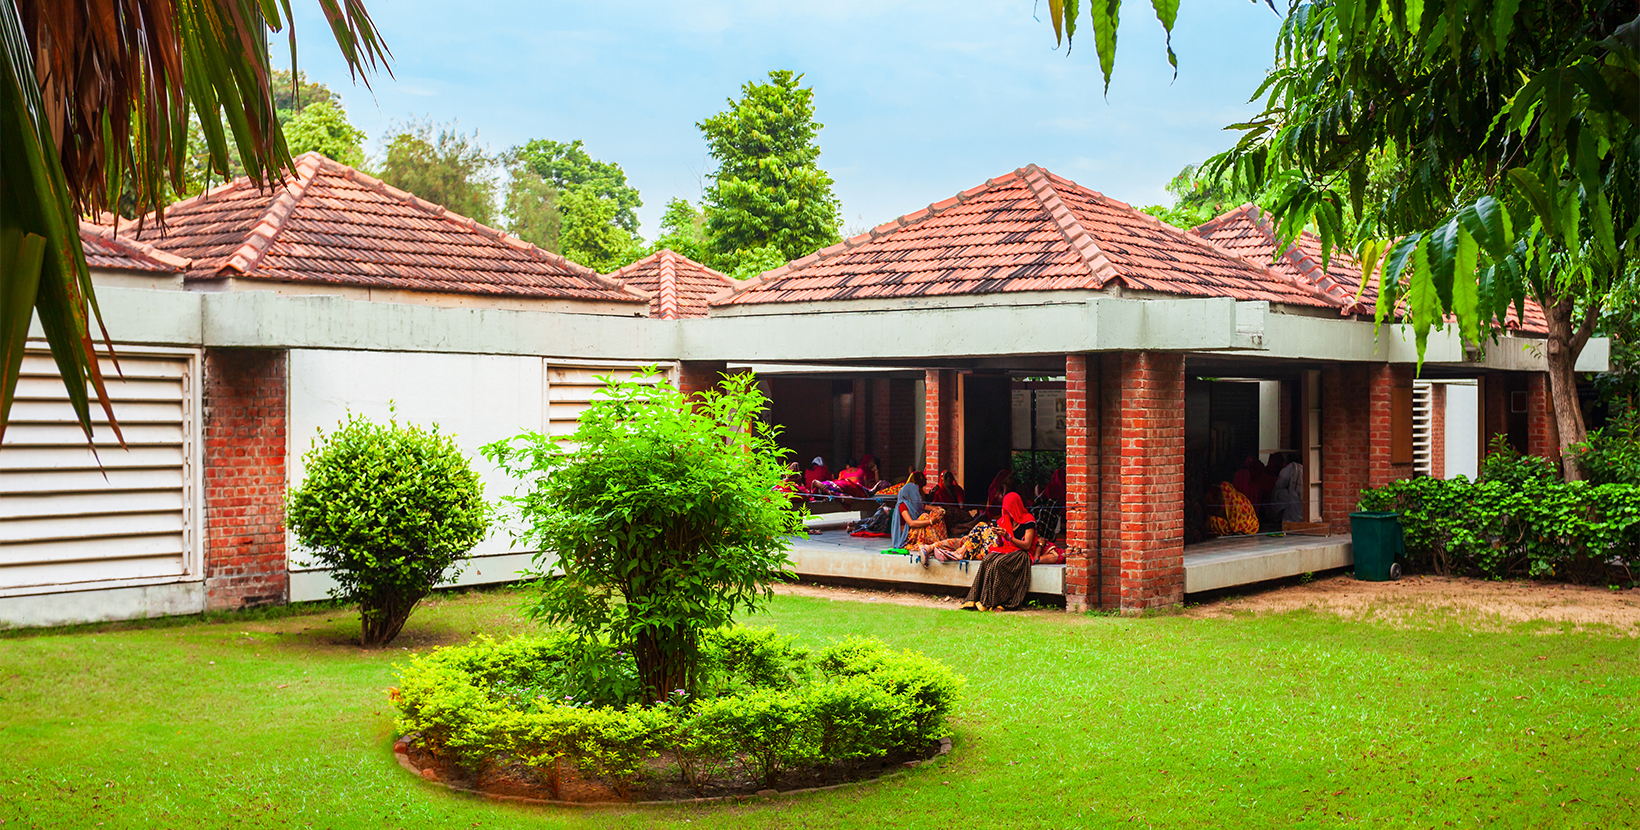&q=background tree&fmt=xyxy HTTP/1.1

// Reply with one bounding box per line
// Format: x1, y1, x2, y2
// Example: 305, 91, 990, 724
504, 168, 562, 253
649, 198, 713, 264
1208, 0, 1640, 479
699, 70, 842, 264
560, 188, 646, 272
509, 139, 643, 269
283, 101, 368, 168
484, 369, 804, 700
379, 120, 498, 226
271, 69, 339, 123
1141, 164, 1264, 229
286, 411, 491, 647
1, 0, 388, 442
